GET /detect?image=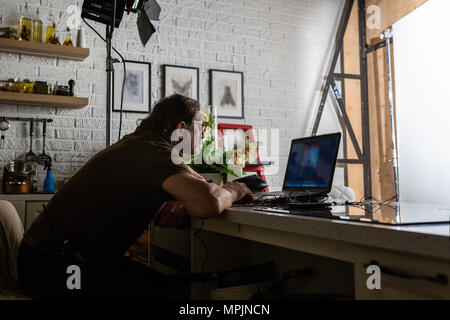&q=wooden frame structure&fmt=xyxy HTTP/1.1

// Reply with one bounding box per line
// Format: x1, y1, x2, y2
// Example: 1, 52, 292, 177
312, 0, 372, 200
